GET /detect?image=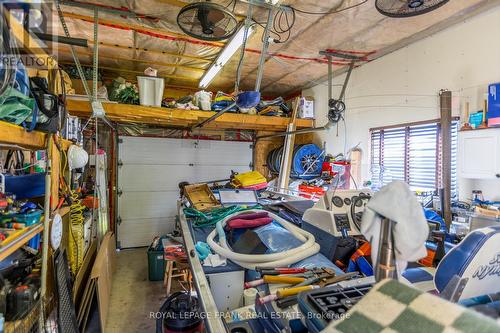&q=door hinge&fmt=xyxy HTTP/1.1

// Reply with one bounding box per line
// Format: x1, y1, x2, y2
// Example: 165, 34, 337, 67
117, 188, 123, 196
117, 159, 123, 167
117, 216, 122, 225
118, 138, 123, 144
